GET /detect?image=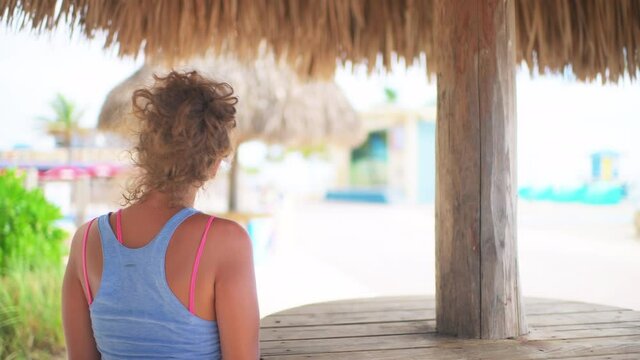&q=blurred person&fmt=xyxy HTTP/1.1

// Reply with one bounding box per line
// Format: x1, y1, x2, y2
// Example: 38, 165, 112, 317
62, 71, 259, 359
